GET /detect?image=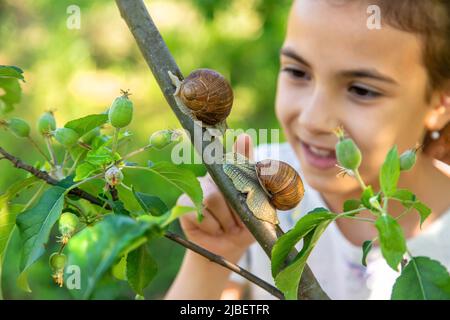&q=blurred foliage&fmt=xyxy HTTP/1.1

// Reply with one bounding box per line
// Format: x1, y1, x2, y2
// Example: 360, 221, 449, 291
0, 0, 291, 299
